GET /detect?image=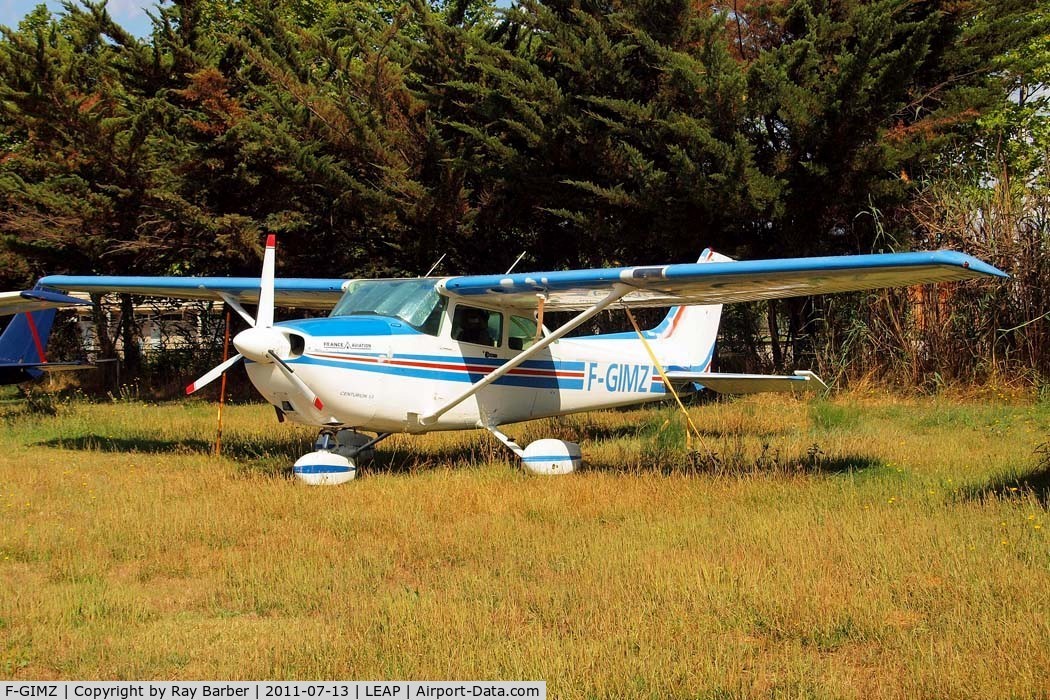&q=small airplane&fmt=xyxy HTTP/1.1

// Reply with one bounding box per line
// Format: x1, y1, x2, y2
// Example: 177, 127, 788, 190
0, 289, 92, 384
38, 239, 1006, 483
